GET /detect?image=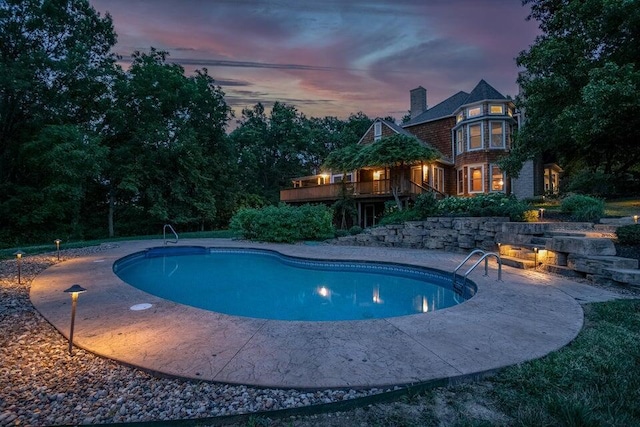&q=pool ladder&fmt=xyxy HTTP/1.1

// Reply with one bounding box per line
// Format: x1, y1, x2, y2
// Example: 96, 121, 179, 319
452, 249, 502, 293
163, 224, 179, 245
